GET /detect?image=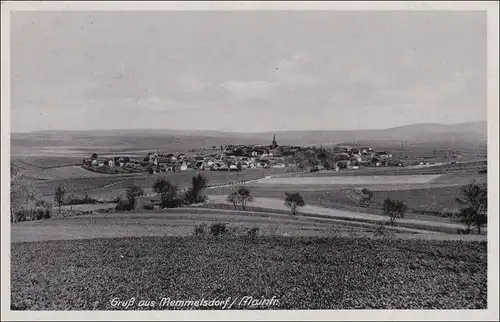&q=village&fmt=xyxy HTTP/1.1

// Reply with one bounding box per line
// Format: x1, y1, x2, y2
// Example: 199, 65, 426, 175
79, 134, 426, 175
